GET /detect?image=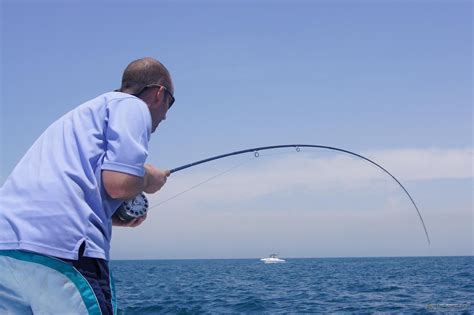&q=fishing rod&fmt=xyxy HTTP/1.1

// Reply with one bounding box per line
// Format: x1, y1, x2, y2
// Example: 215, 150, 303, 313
117, 144, 431, 244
